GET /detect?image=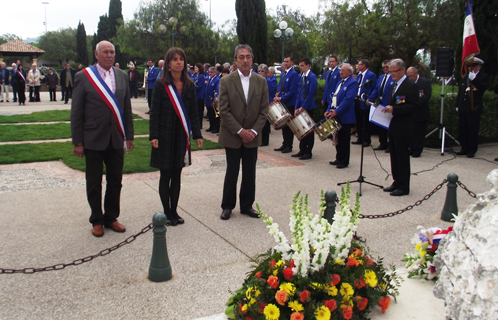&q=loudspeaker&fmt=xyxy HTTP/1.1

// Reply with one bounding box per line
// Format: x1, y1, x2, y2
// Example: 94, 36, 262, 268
436, 47, 454, 77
